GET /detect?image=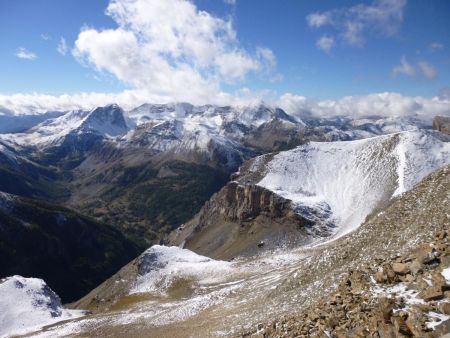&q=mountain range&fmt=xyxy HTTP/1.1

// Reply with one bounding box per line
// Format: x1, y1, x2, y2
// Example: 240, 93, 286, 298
0, 102, 449, 337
